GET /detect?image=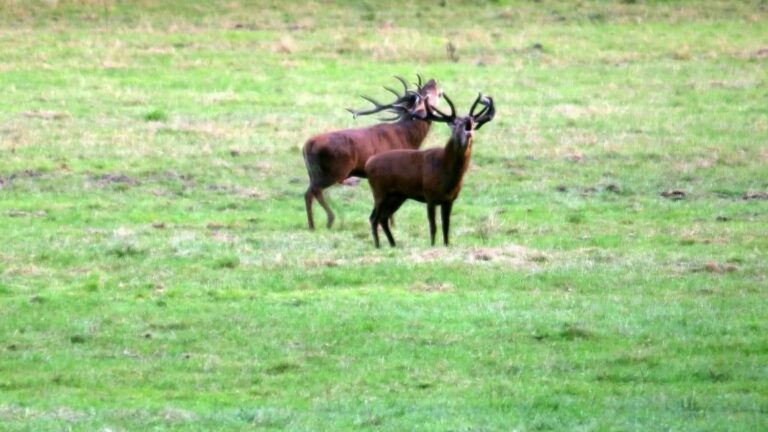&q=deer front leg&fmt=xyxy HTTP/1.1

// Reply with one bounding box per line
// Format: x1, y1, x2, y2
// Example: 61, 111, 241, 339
440, 201, 453, 246
427, 203, 437, 246
380, 216, 396, 247
369, 206, 381, 248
